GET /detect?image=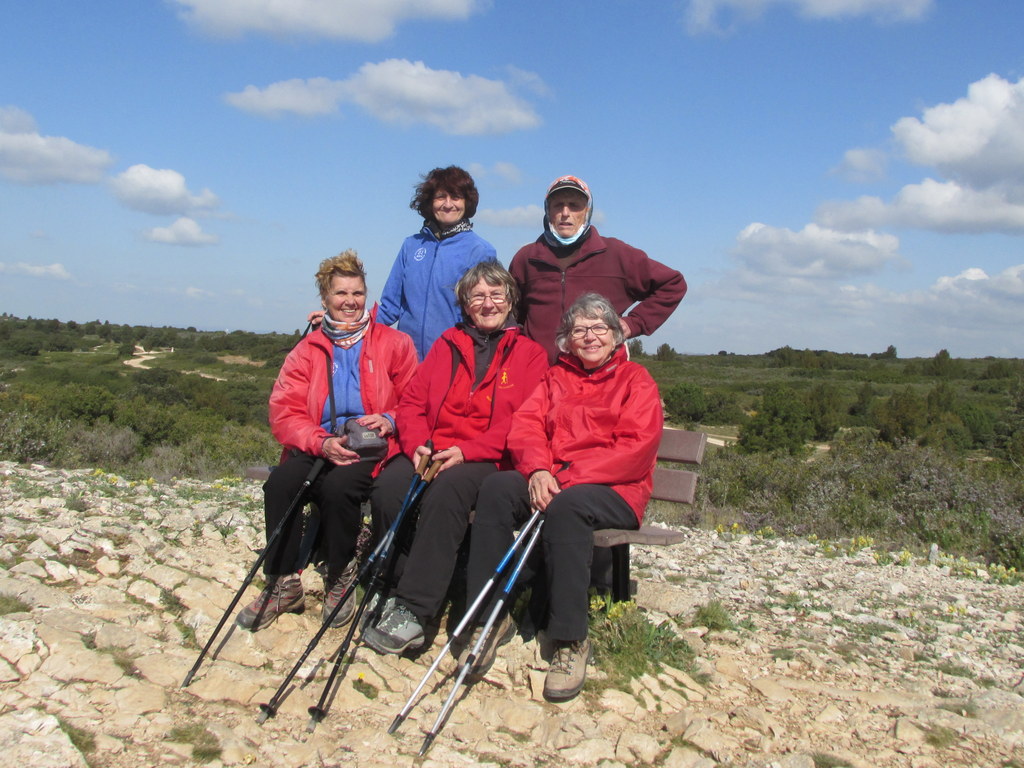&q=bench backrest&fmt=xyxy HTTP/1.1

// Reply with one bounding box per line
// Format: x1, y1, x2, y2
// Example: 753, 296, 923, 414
651, 428, 706, 505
